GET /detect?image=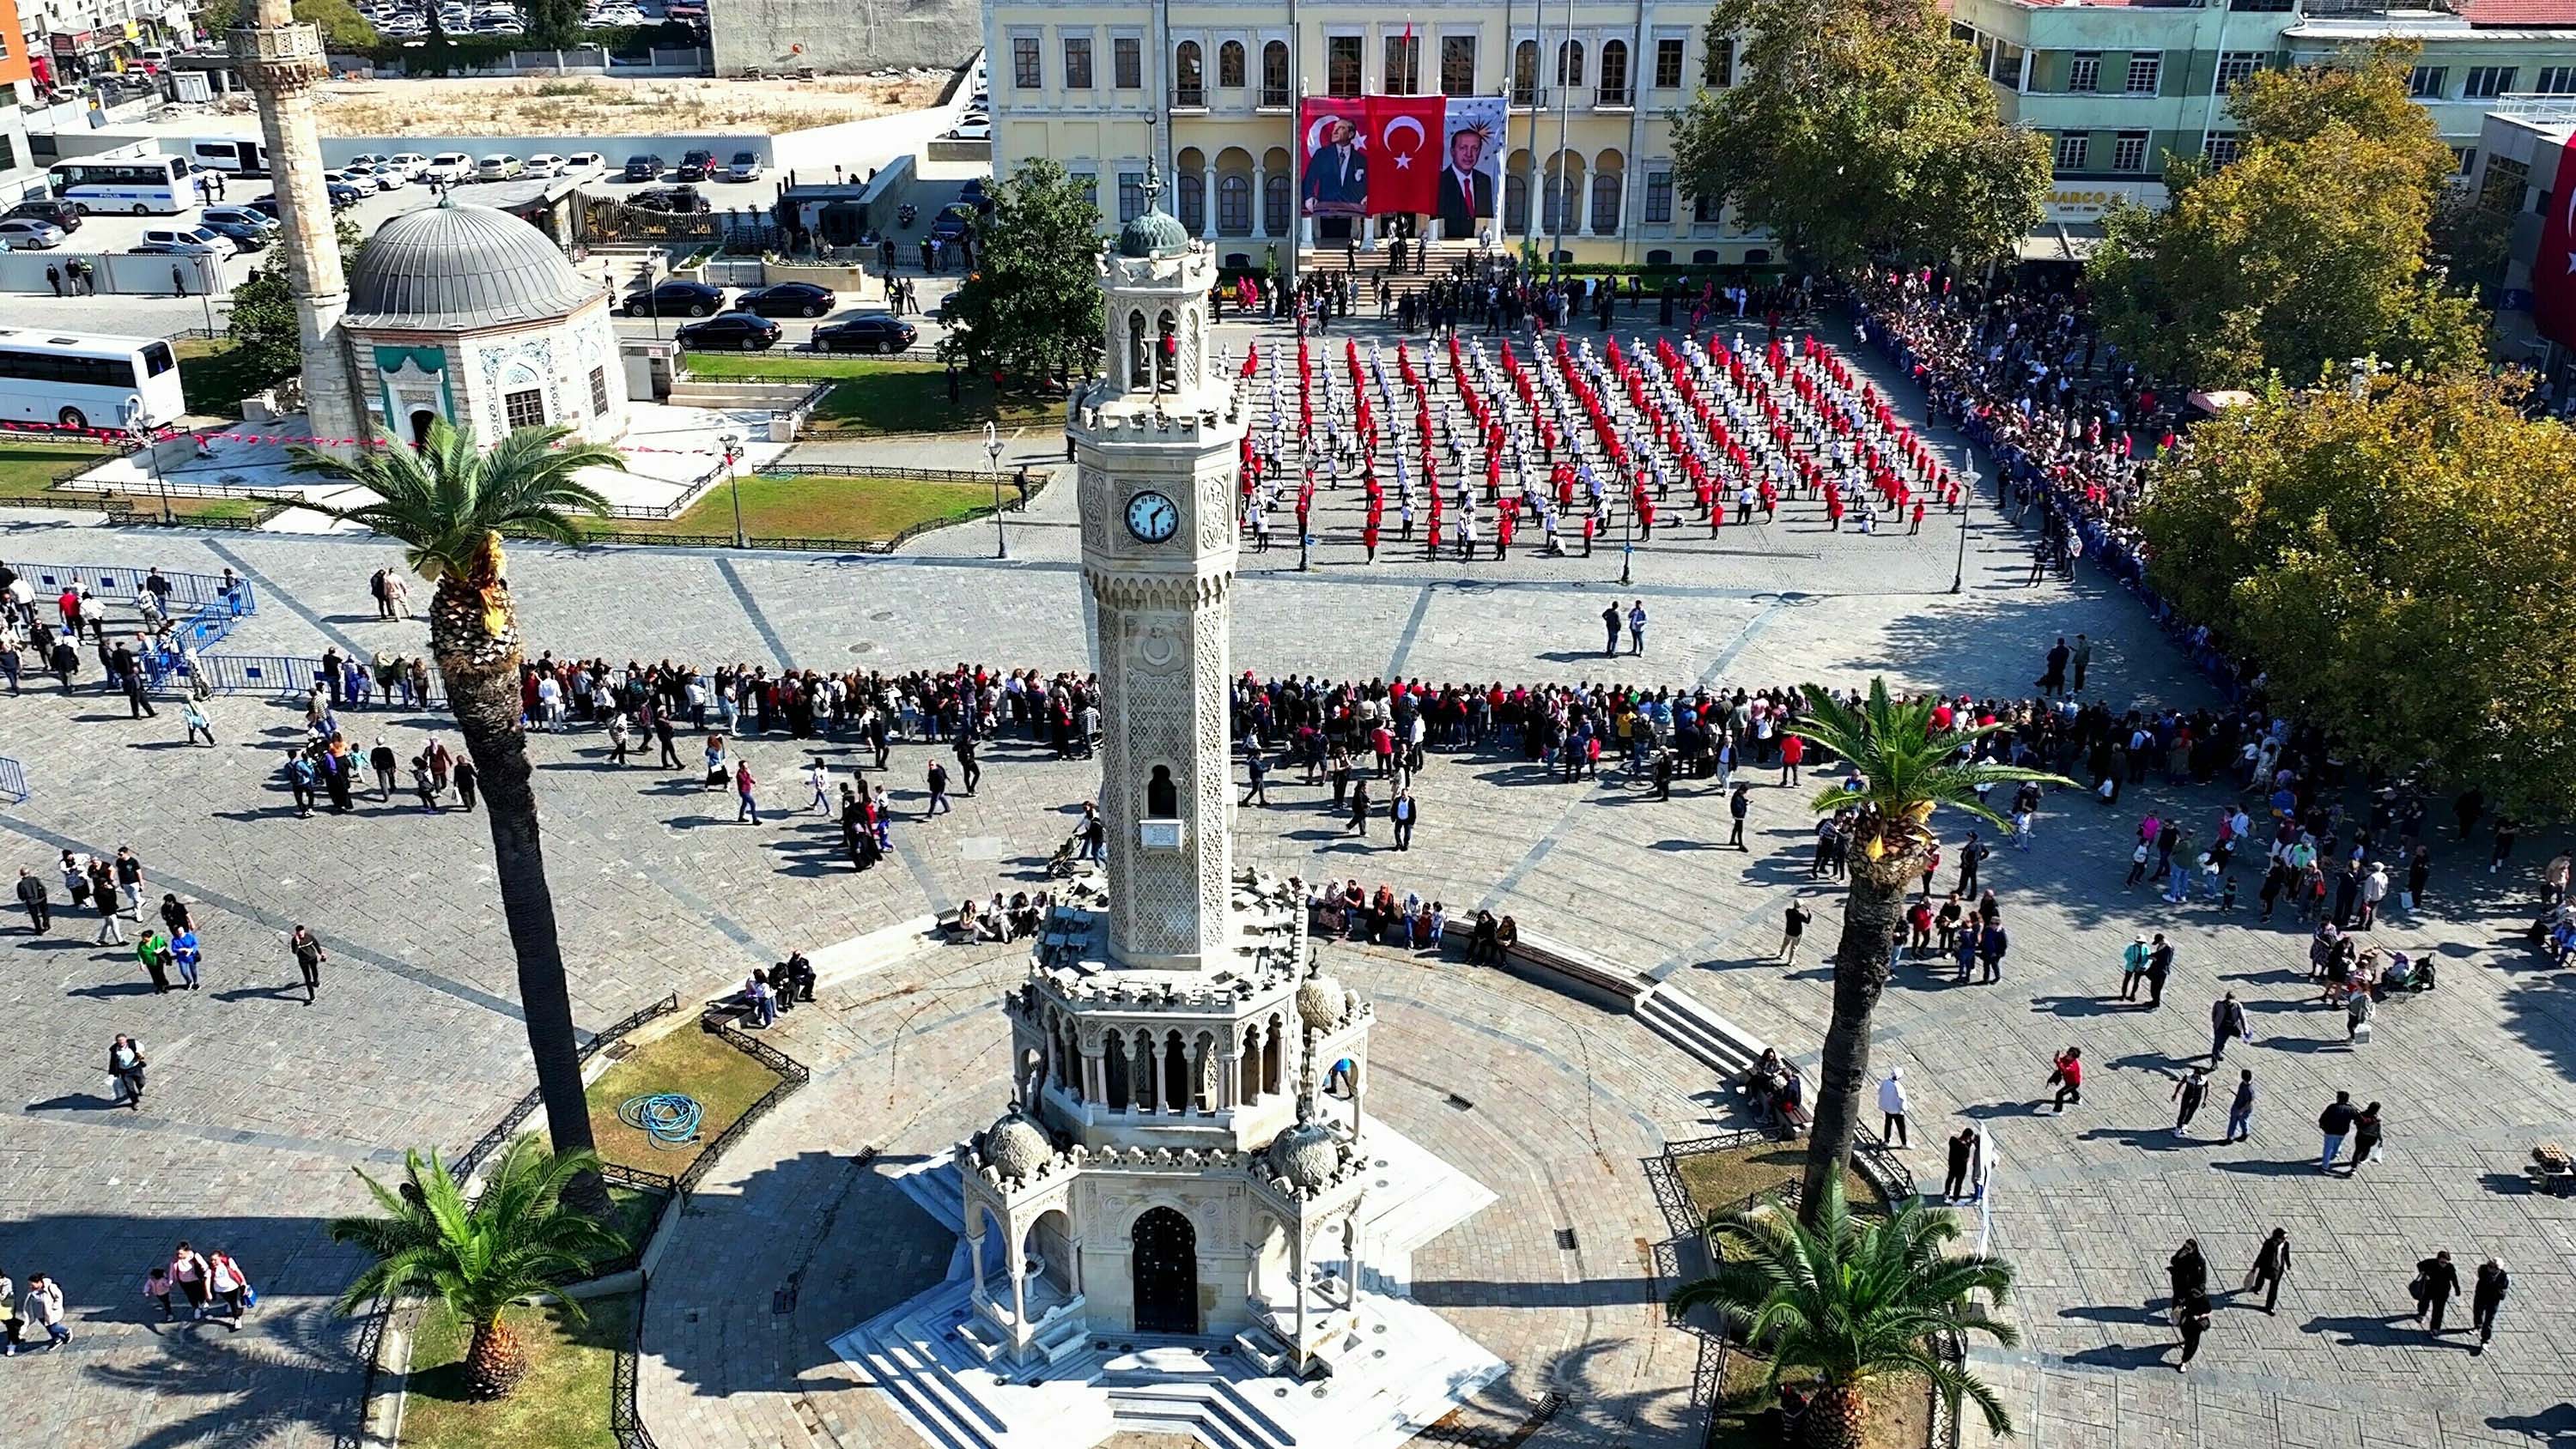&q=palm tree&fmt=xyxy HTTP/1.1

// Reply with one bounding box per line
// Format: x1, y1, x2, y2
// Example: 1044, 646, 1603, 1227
329, 1136, 629, 1399
292, 421, 619, 1201
1670, 1179, 2019, 1448
1785, 680, 2066, 1222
